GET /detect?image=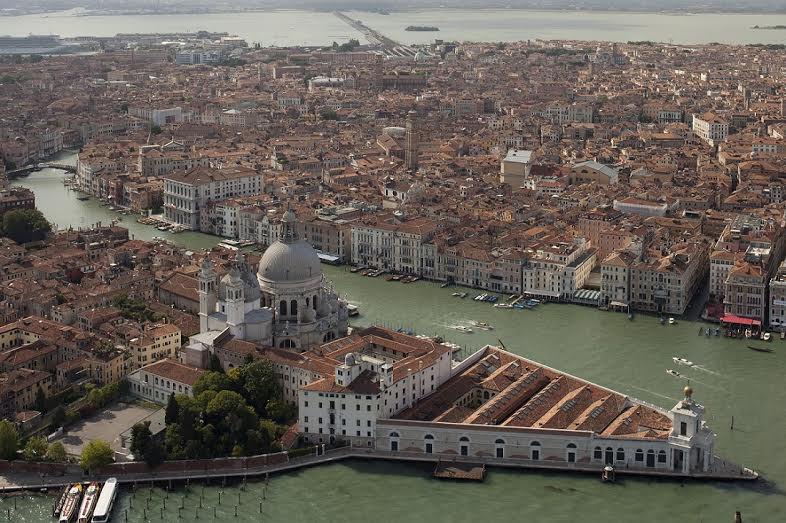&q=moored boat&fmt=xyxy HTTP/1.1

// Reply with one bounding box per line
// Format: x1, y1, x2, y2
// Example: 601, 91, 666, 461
59, 483, 83, 523
77, 483, 100, 523
90, 478, 117, 523
53, 484, 71, 517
